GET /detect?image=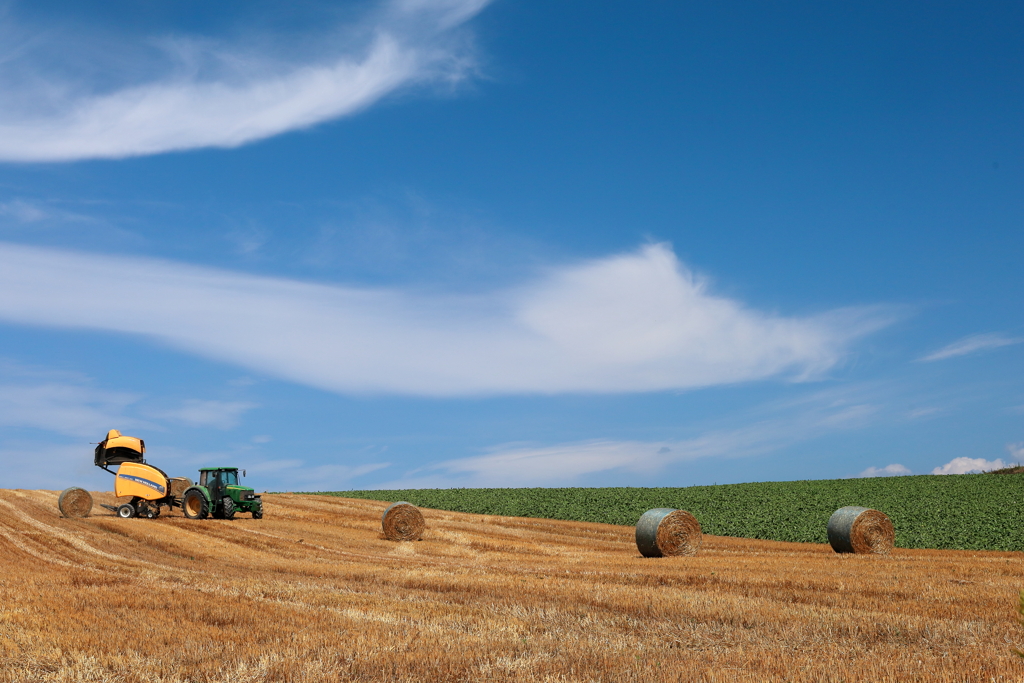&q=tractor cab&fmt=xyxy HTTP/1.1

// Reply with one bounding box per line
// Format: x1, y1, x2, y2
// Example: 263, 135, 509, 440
200, 468, 238, 488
